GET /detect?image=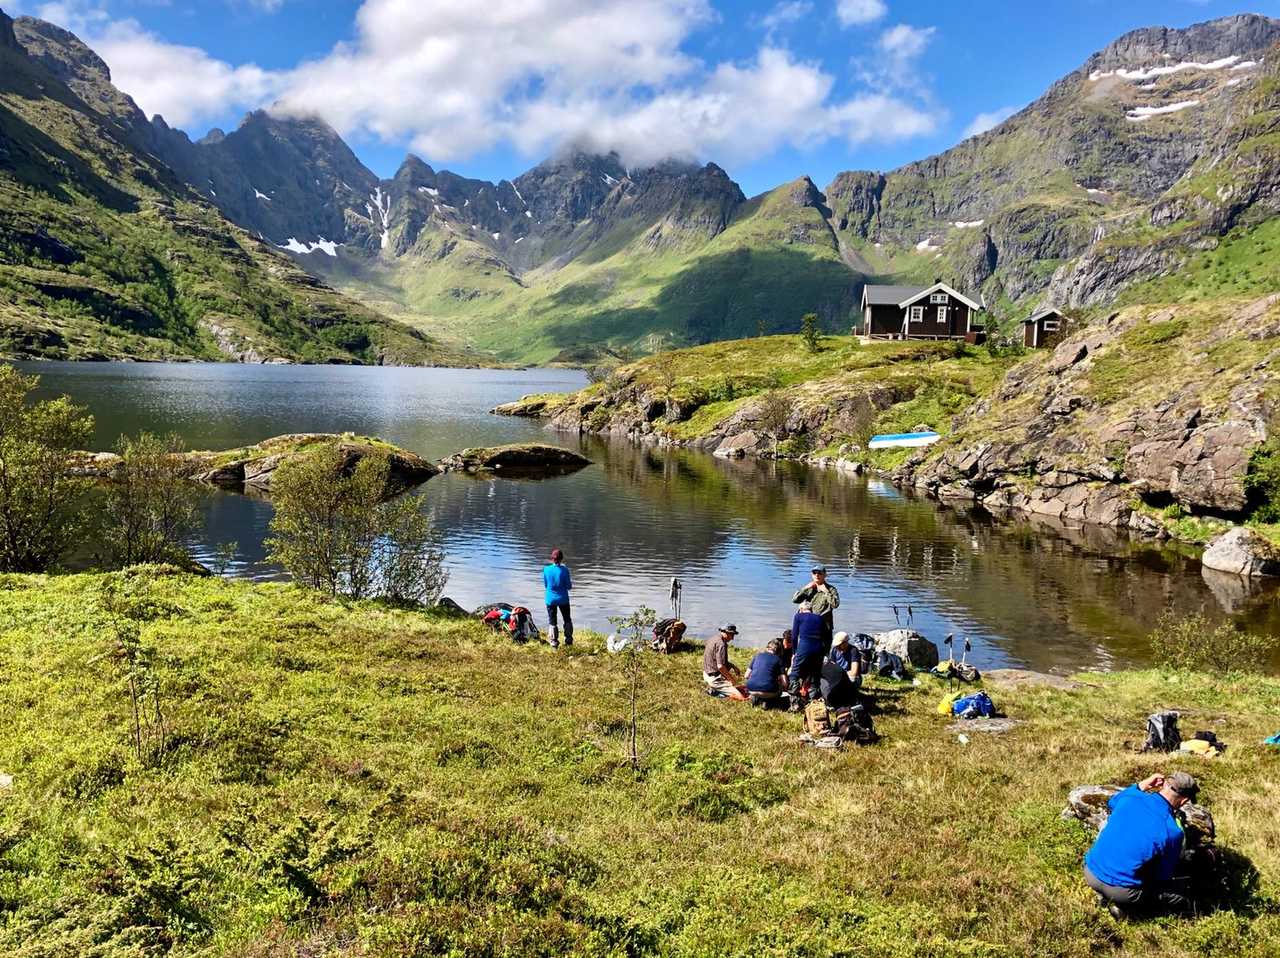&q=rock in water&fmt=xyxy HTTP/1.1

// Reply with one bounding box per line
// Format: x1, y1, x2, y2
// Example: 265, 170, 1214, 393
873, 629, 940, 669
438, 443, 591, 477
1201, 527, 1280, 577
